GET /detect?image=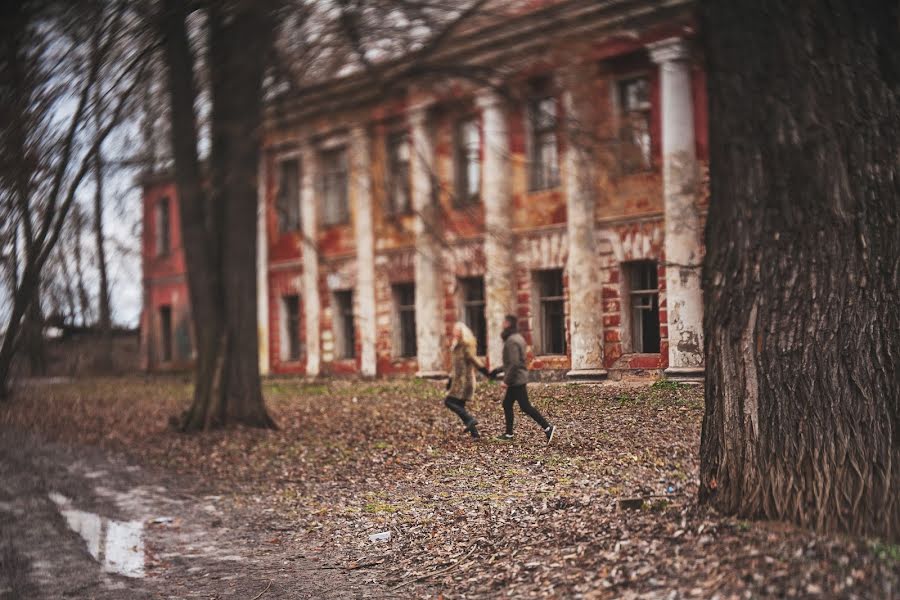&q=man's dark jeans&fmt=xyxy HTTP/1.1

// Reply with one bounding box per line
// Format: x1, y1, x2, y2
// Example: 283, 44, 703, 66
502, 384, 549, 434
